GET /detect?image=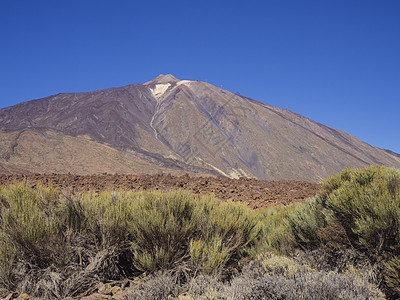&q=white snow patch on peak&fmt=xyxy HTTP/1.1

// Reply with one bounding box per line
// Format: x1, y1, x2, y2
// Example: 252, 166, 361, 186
150, 83, 171, 98
177, 80, 194, 86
